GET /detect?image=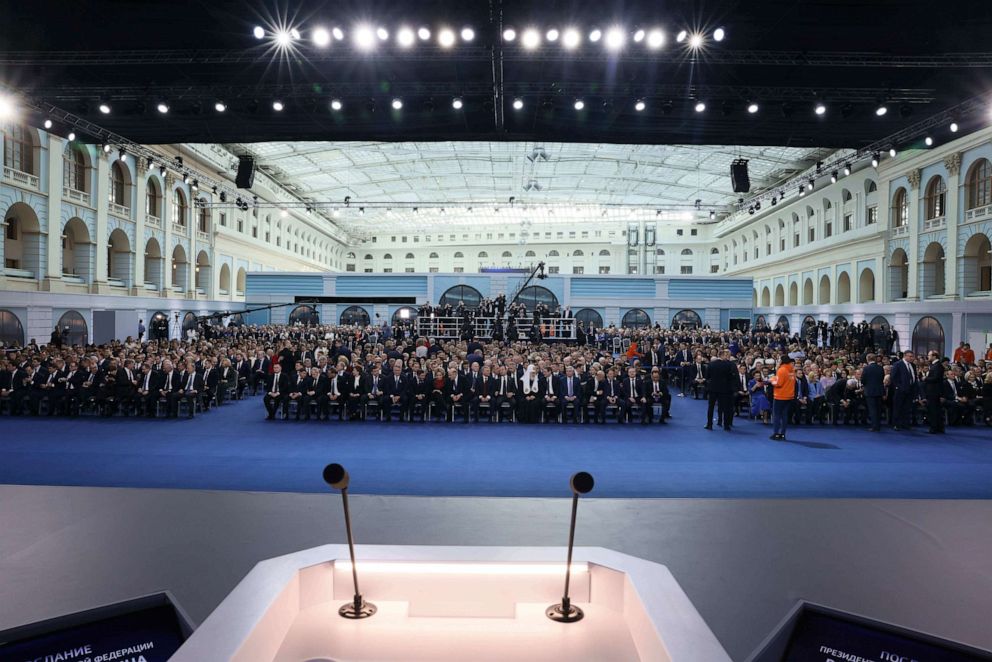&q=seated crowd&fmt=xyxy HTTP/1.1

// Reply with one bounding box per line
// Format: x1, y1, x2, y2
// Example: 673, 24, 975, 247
1, 314, 991, 431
